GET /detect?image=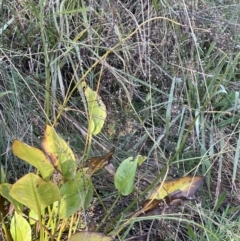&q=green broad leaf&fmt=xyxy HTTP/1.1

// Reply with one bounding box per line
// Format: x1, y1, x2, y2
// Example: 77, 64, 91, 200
82, 81, 107, 136
114, 156, 141, 196
0, 183, 23, 213
68, 231, 114, 241
41, 125, 76, 178
12, 140, 55, 181
9, 173, 60, 214
10, 212, 31, 241
54, 169, 93, 219
60, 159, 76, 180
